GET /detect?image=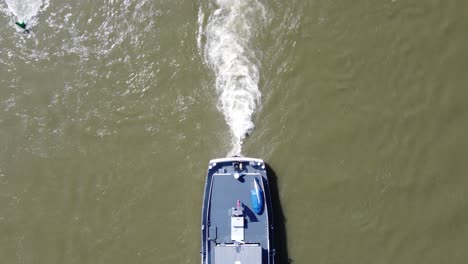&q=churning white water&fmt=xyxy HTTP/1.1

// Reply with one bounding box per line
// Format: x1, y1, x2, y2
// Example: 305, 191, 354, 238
4, 0, 49, 23
200, 0, 269, 156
